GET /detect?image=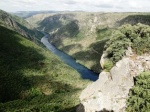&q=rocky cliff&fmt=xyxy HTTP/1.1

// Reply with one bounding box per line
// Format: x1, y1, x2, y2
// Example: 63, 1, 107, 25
0, 10, 43, 40
77, 47, 150, 112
